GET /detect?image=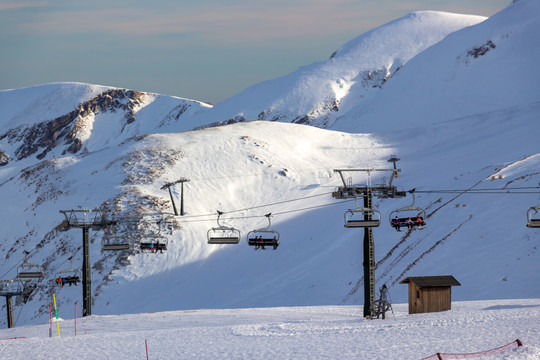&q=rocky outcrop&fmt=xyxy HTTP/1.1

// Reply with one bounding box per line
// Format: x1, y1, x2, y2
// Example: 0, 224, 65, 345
0, 89, 146, 161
